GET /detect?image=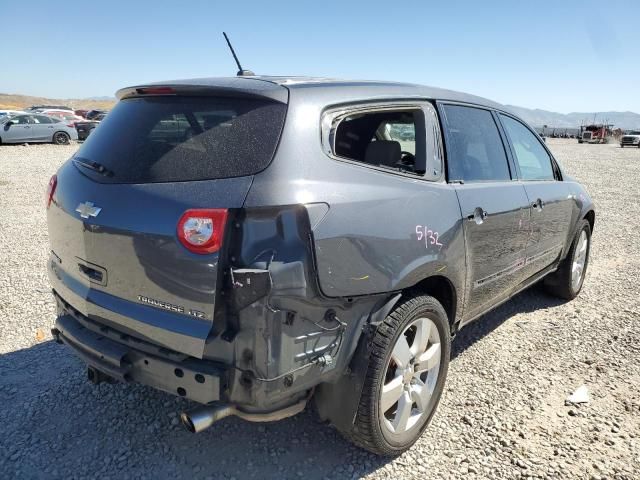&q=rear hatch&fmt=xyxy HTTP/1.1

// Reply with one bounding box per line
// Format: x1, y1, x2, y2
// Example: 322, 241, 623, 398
47, 82, 288, 358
